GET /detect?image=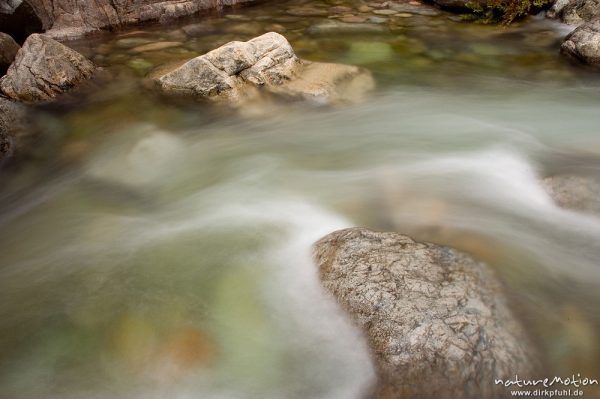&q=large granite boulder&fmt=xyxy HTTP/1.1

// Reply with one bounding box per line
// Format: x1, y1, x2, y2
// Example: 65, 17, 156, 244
314, 228, 538, 399
155, 32, 374, 106
7, 0, 256, 39
0, 33, 20, 75
0, 34, 96, 103
561, 20, 600, 67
